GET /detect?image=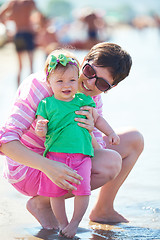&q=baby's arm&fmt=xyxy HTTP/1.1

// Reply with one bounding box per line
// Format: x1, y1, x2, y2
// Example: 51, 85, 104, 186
92, 108, 120, 145
35, 115, 49, 137
90, 132, 102, 149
